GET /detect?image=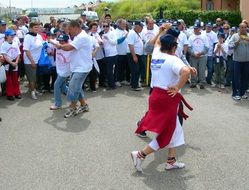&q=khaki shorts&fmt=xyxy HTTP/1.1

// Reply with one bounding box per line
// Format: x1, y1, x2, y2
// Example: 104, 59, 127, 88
25, 64, 37, 82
